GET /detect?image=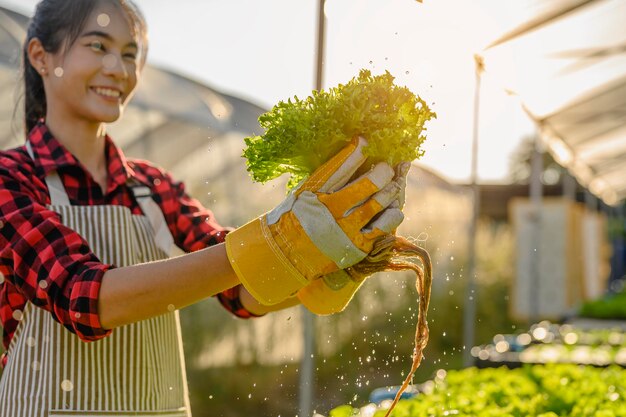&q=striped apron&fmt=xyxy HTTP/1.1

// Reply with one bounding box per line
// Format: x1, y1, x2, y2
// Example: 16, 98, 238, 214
0, 142, 191, 417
